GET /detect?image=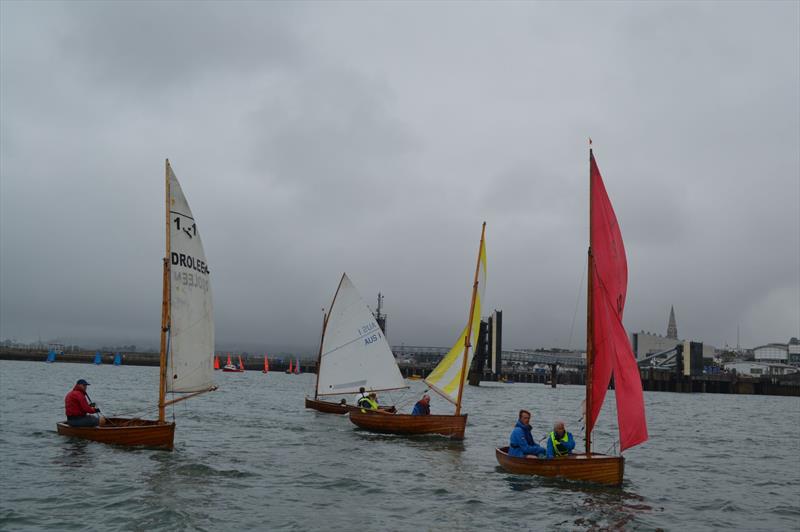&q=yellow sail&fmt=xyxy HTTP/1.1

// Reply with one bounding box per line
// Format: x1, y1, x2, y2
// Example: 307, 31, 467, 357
424, 233, 487, 405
